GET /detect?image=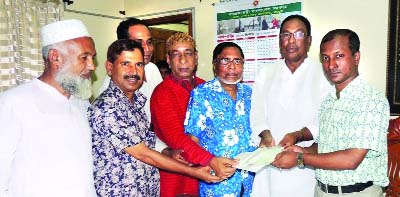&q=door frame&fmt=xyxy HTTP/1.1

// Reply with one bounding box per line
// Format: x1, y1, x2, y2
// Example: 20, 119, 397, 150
143, 13, 193, 36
